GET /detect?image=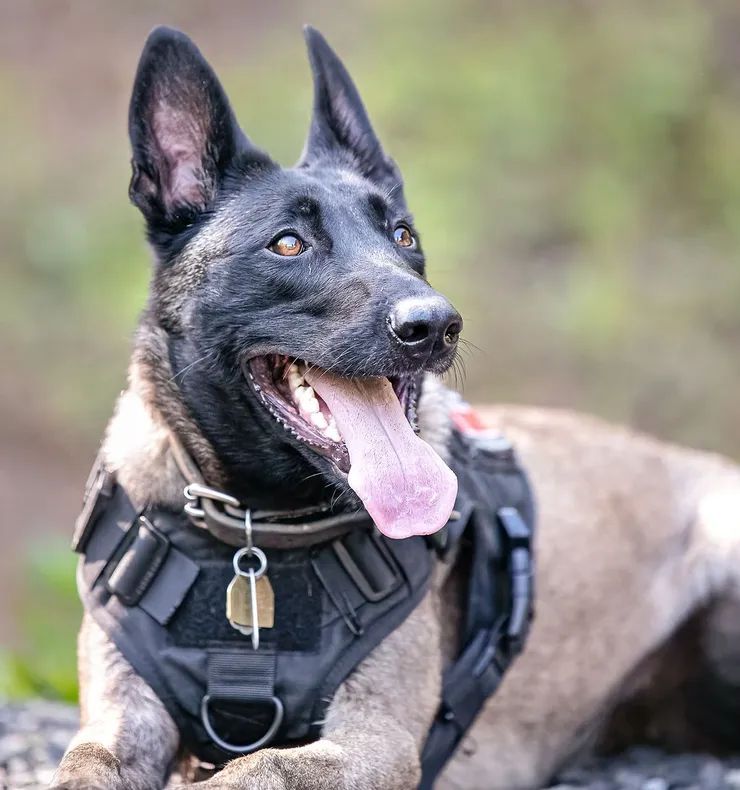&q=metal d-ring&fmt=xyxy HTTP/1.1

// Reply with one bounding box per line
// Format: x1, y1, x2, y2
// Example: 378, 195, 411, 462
232, 546, 267, 579
200, 694, 284, 754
